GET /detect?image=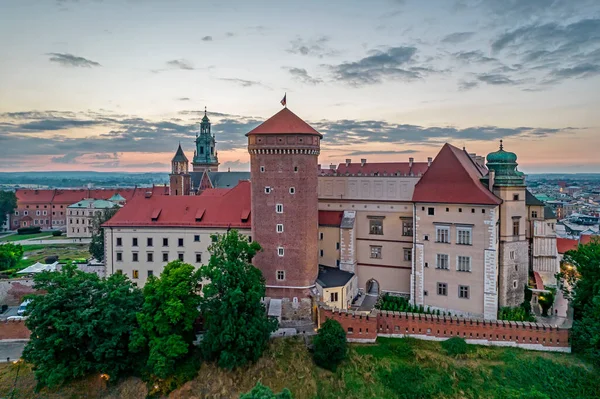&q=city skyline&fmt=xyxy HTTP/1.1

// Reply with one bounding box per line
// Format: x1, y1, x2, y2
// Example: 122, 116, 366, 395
1, 0, 599, 173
